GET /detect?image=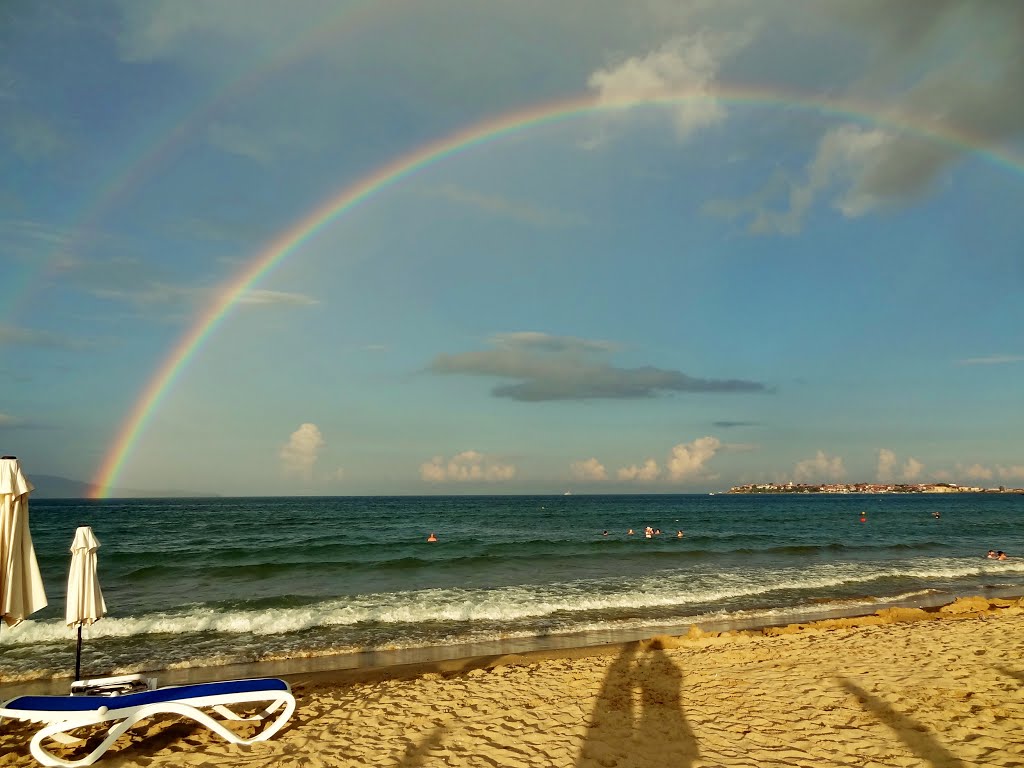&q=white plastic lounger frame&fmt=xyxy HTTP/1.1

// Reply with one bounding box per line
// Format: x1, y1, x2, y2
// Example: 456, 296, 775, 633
0, 677, 295, 767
